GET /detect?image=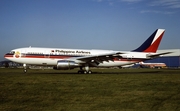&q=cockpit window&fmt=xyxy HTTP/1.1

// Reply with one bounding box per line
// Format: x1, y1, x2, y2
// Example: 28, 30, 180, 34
10, 51, 15, 54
